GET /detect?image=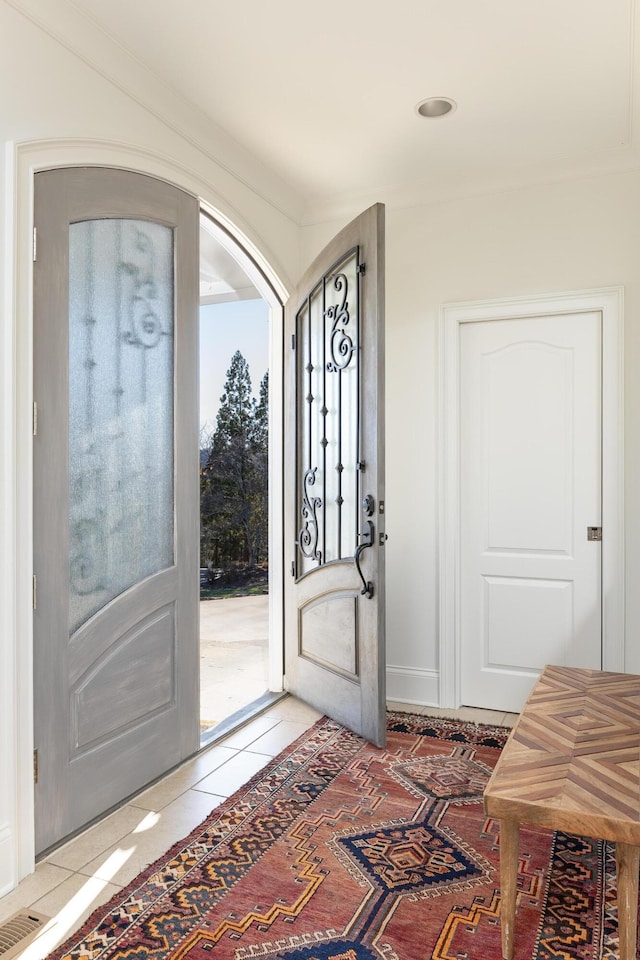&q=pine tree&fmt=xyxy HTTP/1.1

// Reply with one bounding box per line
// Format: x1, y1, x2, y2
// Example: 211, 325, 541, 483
200, 352, 268, 572
213, 350, 255, 443
254, 370, 269, 445
250, 371, 269, 565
